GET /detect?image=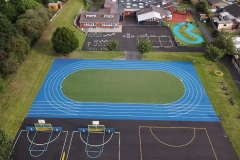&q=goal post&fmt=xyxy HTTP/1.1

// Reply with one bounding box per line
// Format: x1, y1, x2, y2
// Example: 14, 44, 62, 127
88, 125, 105, 132
34, 123, 53, 131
